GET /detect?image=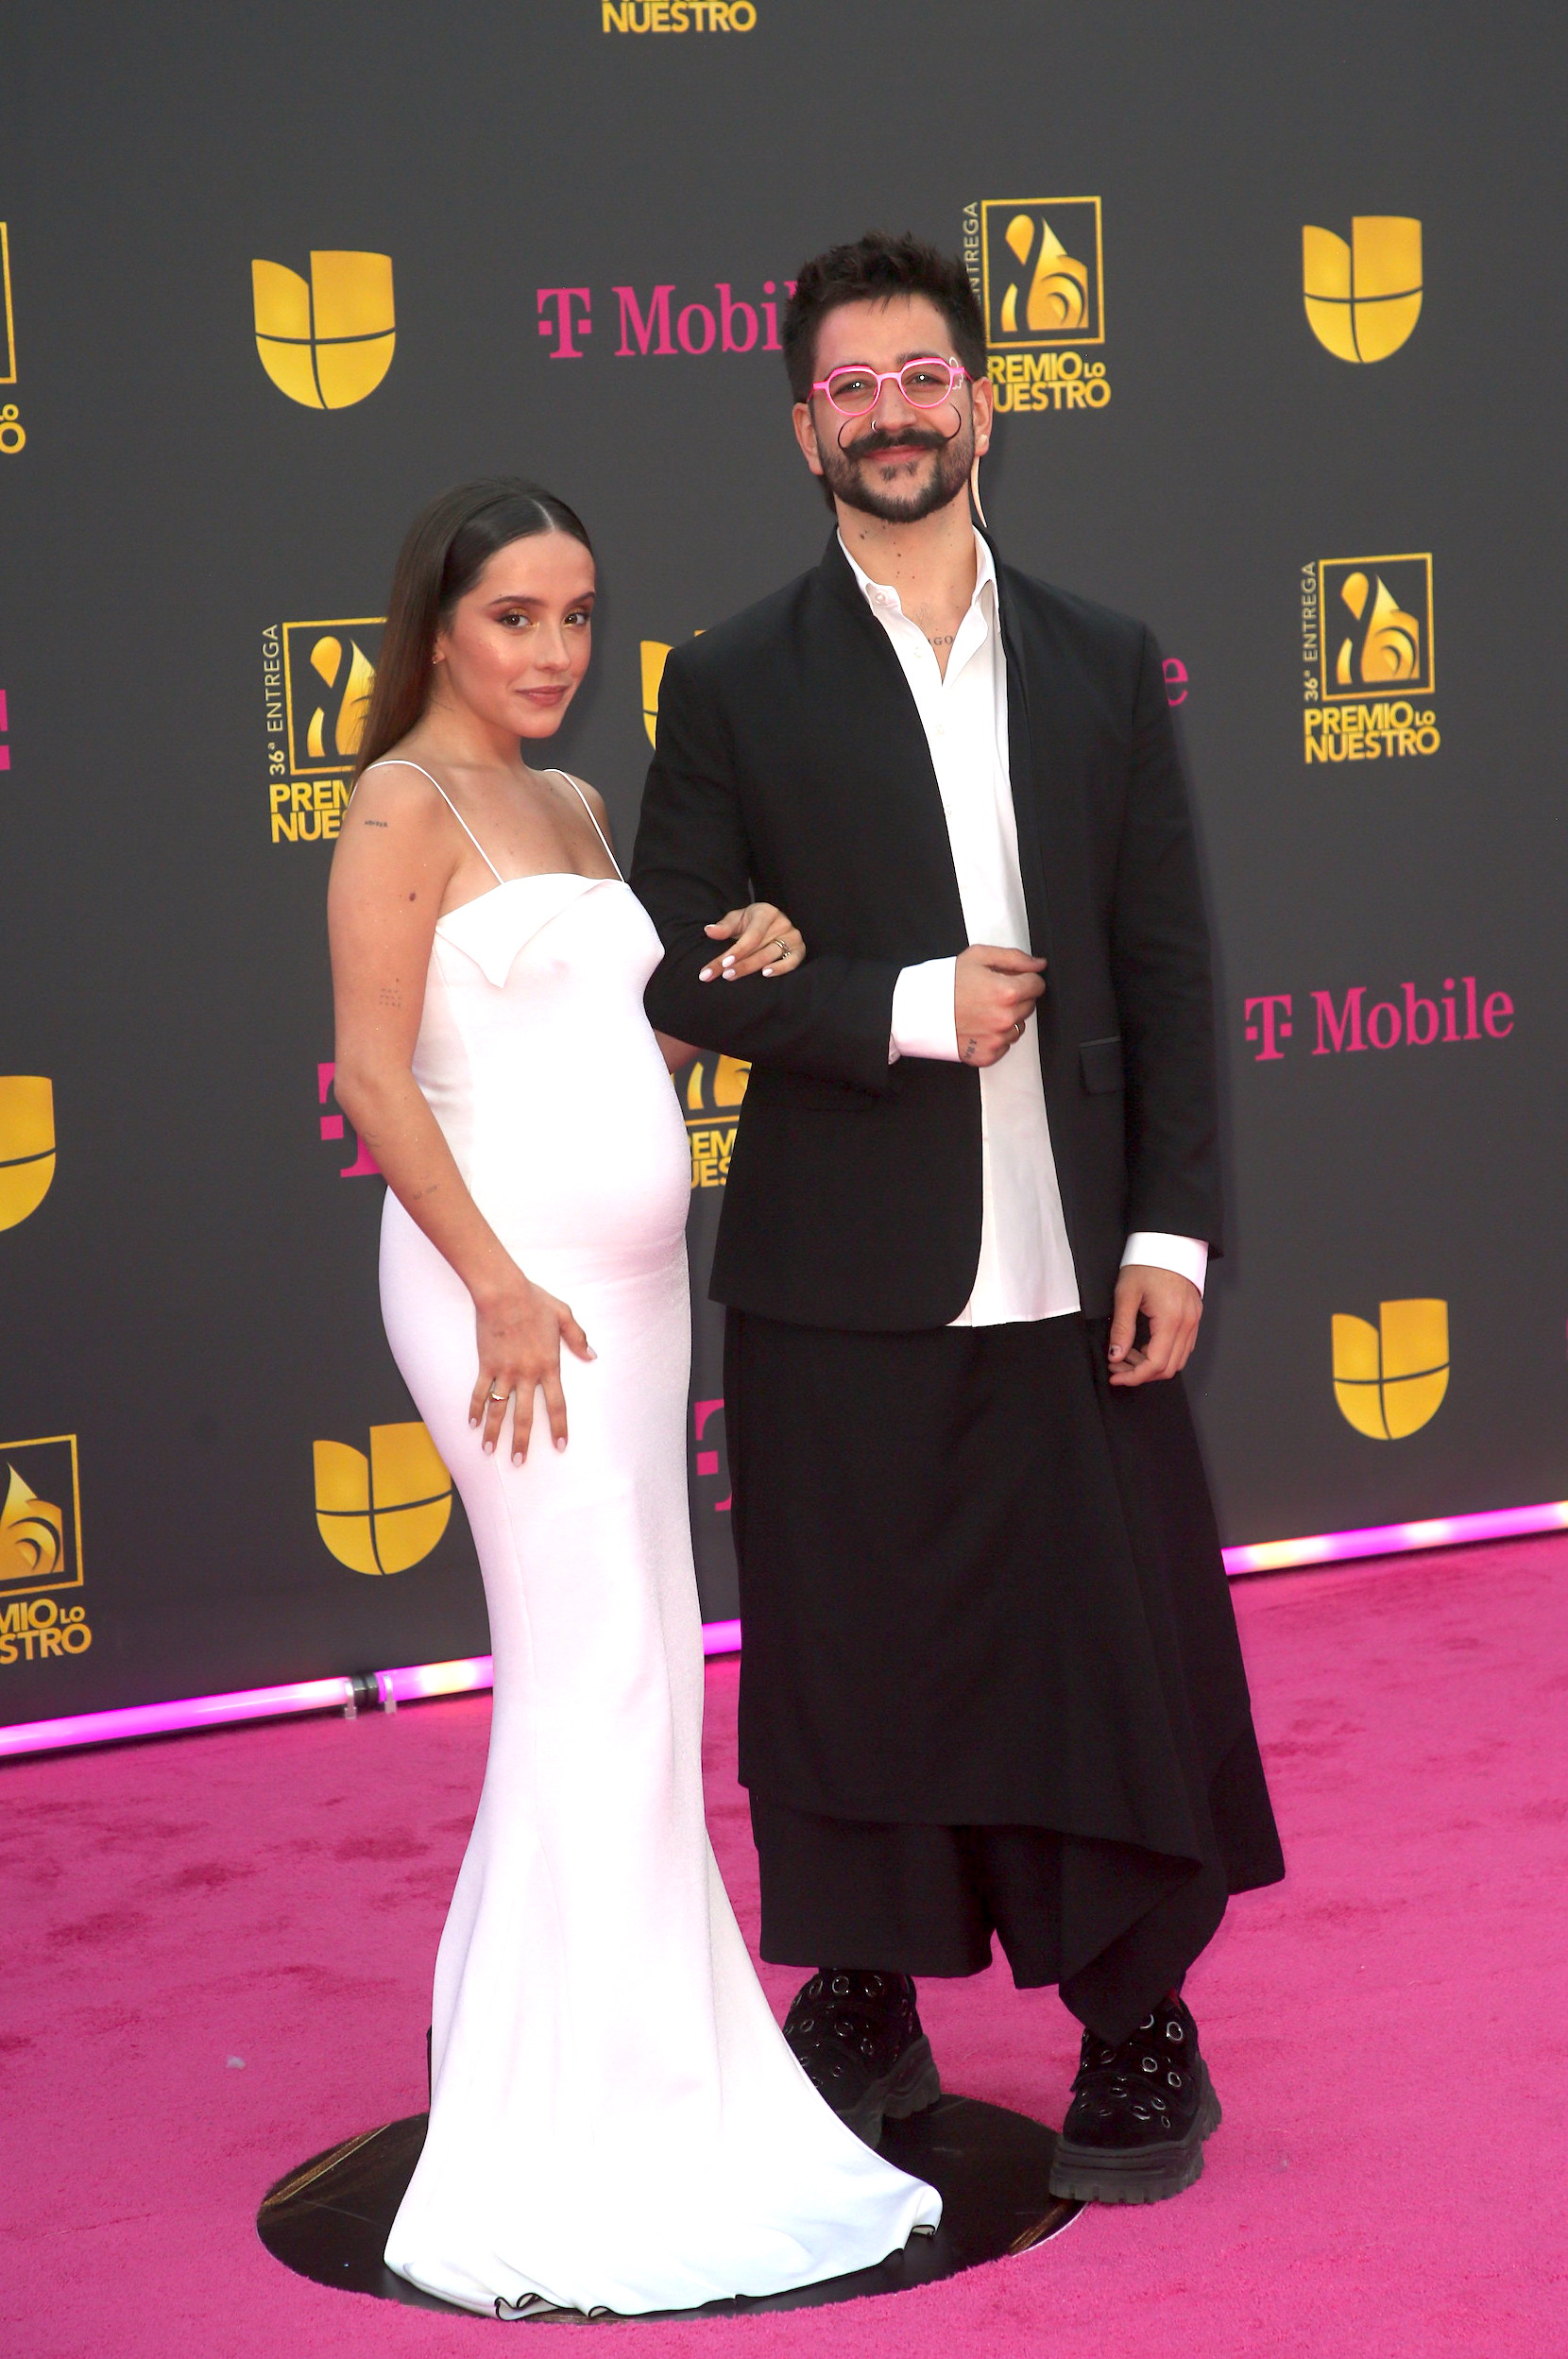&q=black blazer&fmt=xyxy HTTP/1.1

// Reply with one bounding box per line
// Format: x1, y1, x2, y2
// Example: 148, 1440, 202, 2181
631, 532, 1221, 1331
